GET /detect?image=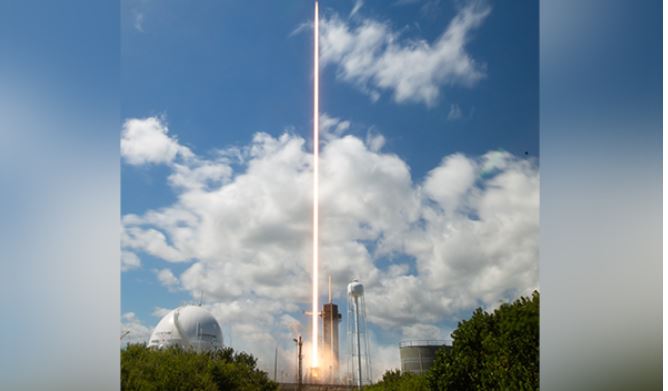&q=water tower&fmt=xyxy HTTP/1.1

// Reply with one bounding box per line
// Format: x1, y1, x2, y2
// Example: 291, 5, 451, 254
346, 280, 371, 388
